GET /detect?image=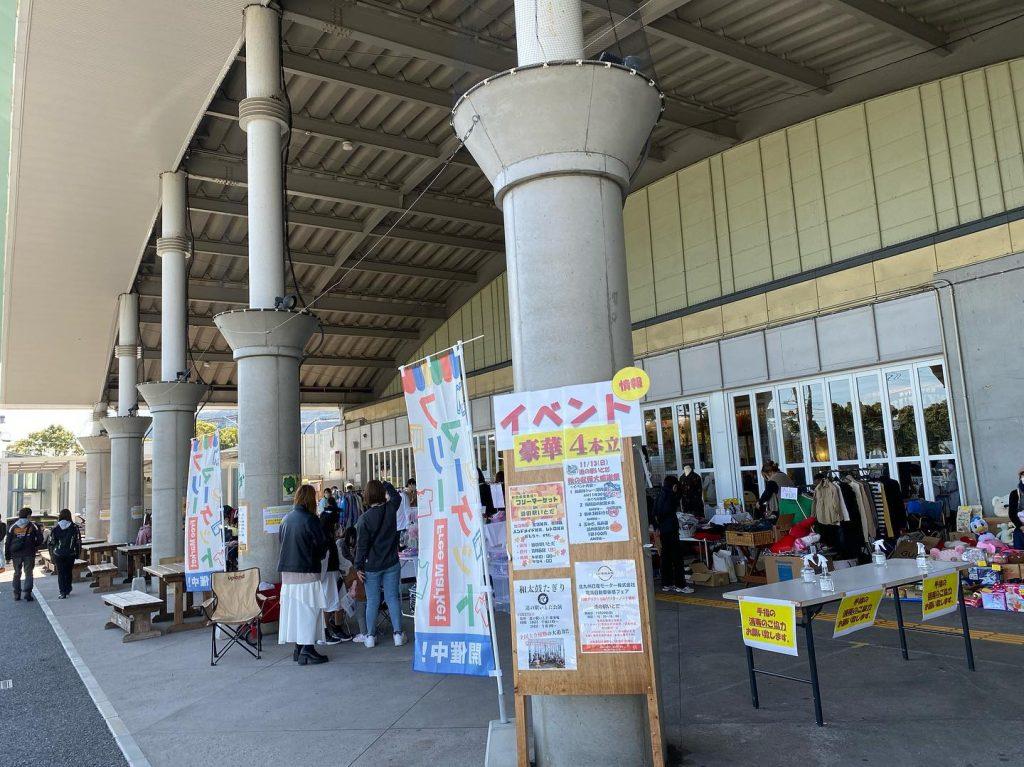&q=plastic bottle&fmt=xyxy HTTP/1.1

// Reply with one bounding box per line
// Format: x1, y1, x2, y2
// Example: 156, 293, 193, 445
916, 542, 929, 571
816, 553, 835, 592
801, 553, 816, 583
872, 540, 887, 566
